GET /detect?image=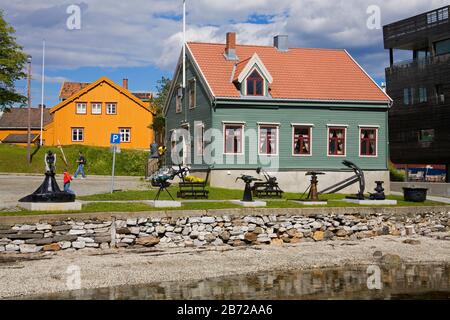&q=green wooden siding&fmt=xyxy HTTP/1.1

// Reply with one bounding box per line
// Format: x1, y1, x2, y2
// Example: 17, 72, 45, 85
165, 59, 212, 166
165, 57, 389, 171
211, 105, 388, 170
